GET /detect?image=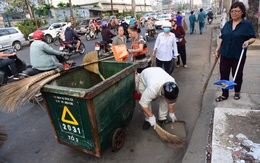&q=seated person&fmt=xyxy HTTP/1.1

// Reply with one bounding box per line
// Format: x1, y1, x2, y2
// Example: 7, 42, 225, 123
0, 51, 19, 80
101, 22, 116, 44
